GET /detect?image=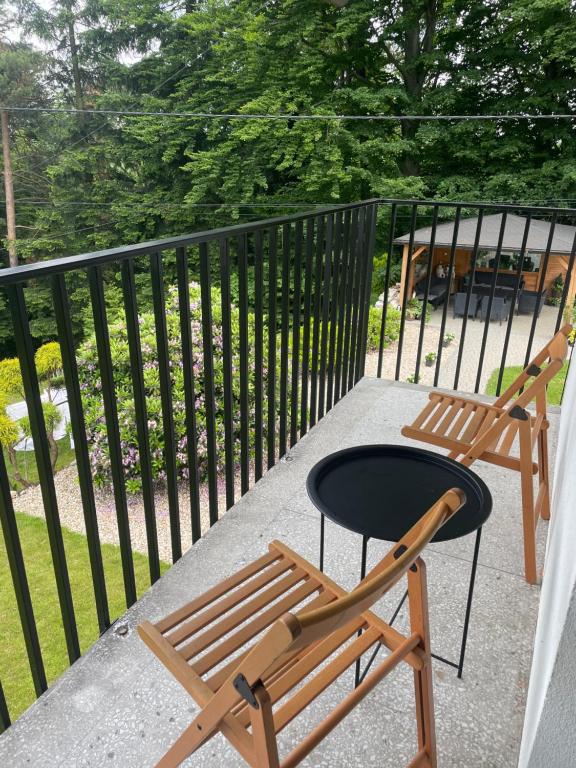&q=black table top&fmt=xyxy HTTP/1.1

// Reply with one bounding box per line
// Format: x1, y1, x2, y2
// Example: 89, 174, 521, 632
306, 445, 492, 543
